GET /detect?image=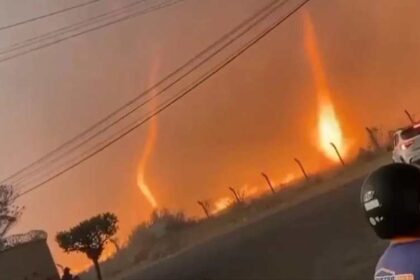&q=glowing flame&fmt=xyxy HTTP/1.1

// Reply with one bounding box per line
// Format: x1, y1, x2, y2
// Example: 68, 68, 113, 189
211, 185, 260, 214
100, 244, 117, 262
241, 184, 259, 198
318, 97, 344, 161
137, 173, 157, 209
282, 173, 296, 184
213, 197, 231, 214
303, 12, 346, 161
137, 59, 160, 208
